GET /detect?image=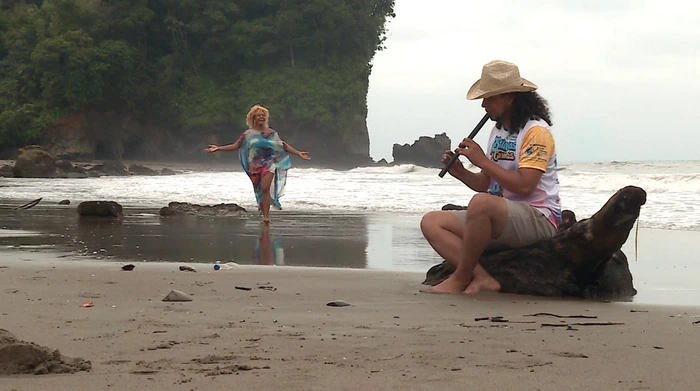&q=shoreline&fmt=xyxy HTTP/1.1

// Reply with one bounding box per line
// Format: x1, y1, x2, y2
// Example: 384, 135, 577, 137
1, 201, 700, 307
0, 156, 382, 173
2, 229, 700, 309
